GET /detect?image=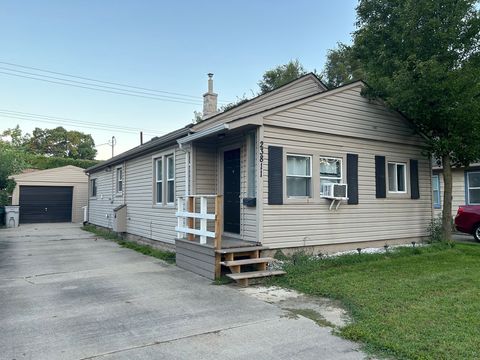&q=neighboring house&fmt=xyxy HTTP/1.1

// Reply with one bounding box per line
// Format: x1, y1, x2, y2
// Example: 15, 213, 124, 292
86, 74, 432, 281
10, 165, 88, 224
432, 163, 480, 218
